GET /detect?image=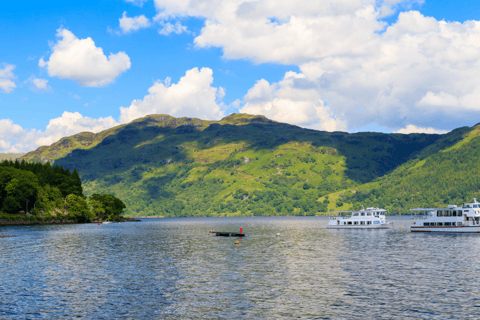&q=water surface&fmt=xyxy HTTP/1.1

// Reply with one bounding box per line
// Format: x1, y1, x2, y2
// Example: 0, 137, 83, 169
1, 216, 479, 319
